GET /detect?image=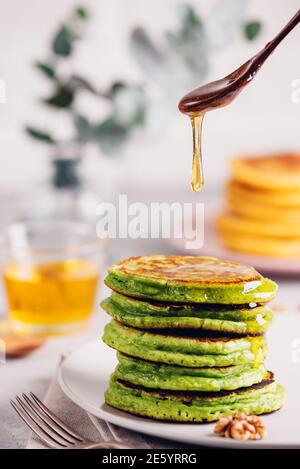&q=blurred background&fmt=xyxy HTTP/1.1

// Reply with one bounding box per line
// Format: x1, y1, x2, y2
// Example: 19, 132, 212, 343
1, 0, 299, 201
0, 0, 299, 338
1, 1, 300, 448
